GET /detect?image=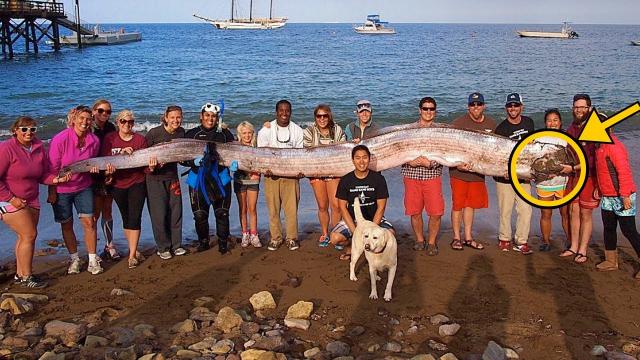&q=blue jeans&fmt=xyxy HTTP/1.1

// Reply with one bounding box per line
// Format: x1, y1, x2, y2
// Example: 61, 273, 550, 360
53, 187, 94, 223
